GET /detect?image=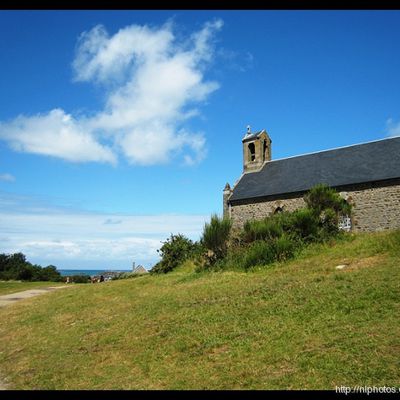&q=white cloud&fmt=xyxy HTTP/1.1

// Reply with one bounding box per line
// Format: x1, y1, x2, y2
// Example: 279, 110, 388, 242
12, 237, 162, 268
0, 109, 116, 164
0, 19, 223, 166
0, 173, 15, 182
0, 192, 209, 269
72, 24, 175, 84
386, 118, 400, 137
